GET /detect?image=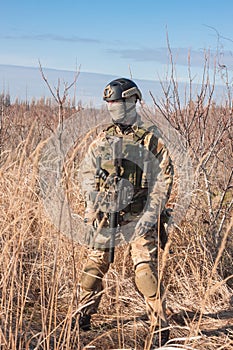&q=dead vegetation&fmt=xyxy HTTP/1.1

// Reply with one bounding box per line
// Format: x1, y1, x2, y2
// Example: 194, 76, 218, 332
0, 55, 232, 349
